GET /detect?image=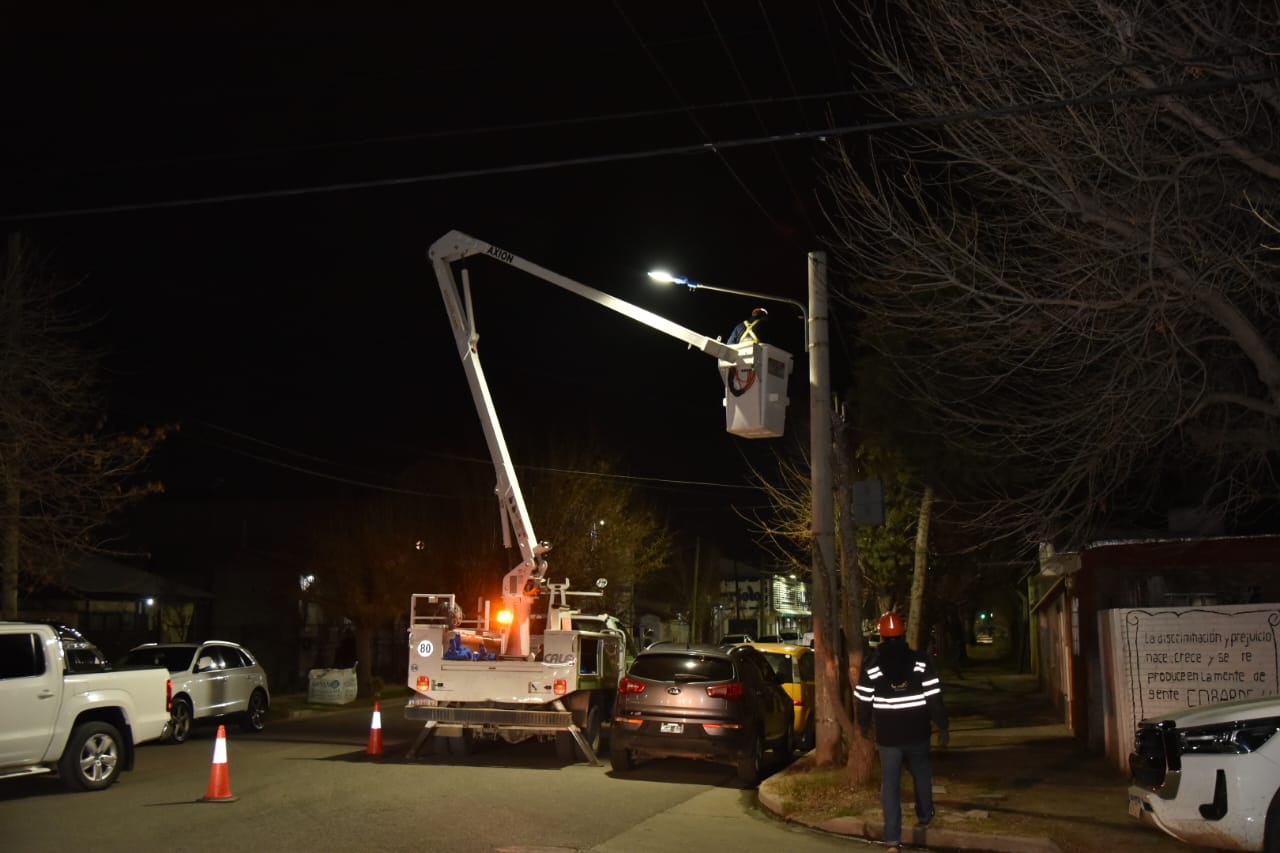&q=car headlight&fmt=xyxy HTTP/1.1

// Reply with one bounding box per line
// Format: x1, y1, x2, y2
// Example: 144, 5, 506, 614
1178, 716, 1280, 755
